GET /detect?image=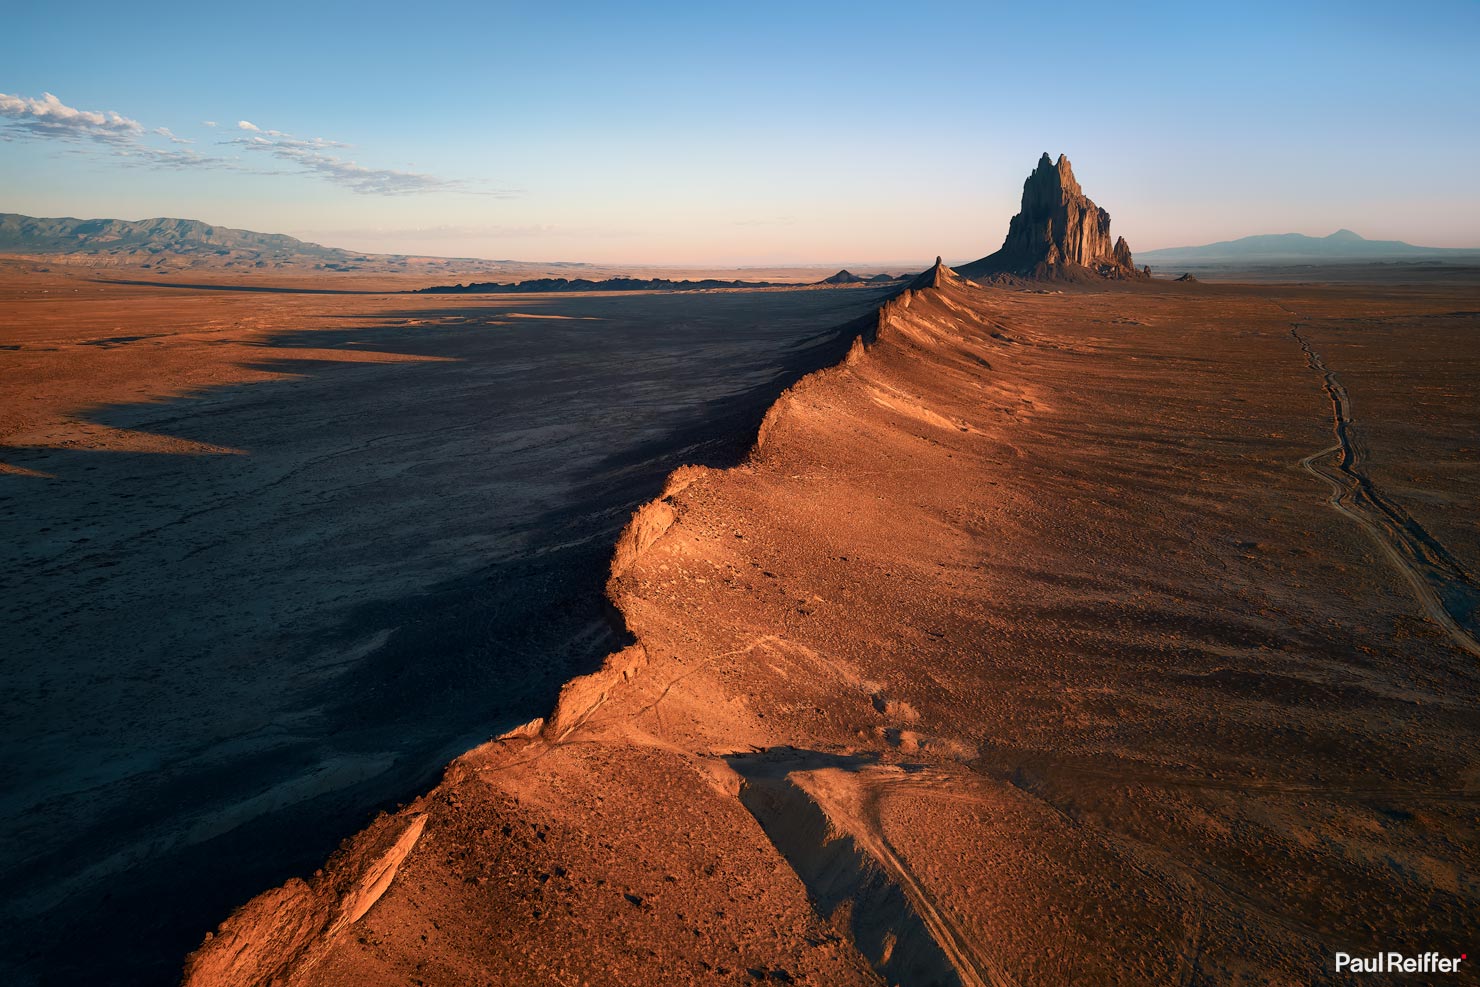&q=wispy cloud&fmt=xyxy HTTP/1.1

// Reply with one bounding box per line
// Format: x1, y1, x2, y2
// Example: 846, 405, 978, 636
202, 120, 218, 128
0, 91, 238, 173
0, 91, 144, 144
223, 129, 514, 197
233, 134, 348, 151
283, 151, 453, 194
113, 144, 241, 170
2, 92, 507, 196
